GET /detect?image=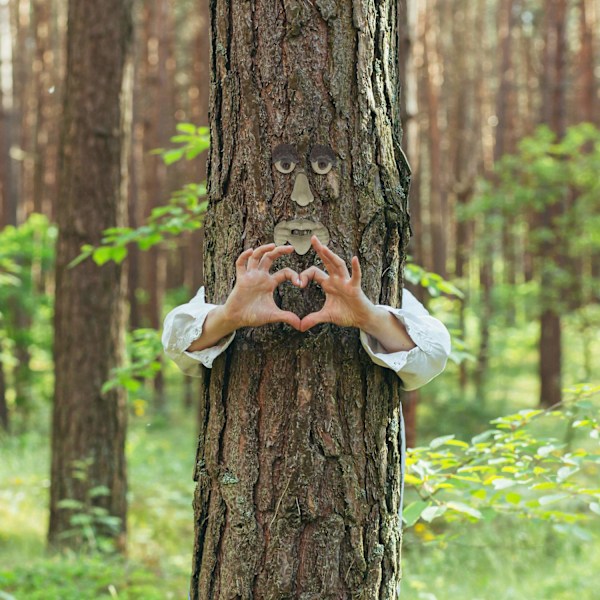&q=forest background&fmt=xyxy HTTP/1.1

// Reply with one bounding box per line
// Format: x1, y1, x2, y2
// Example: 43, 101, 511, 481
0, 0, 599, 598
